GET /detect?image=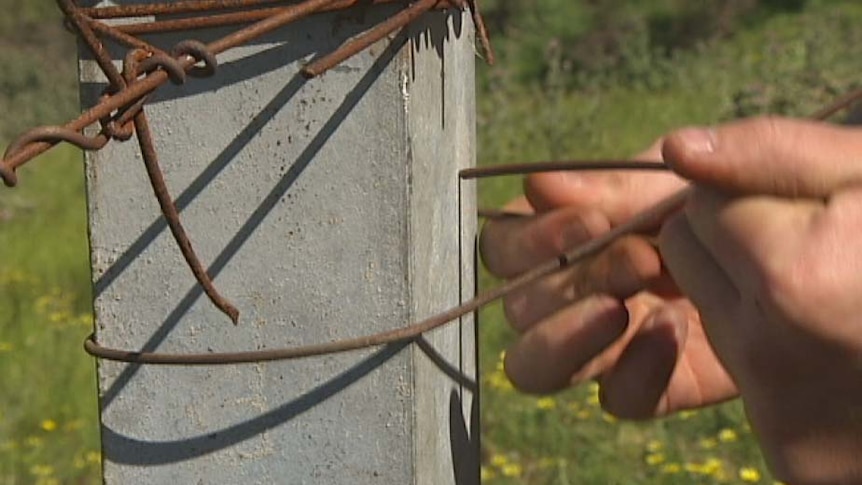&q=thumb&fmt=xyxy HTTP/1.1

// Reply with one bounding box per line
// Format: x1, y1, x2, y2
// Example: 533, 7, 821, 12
662, 116, 862, 197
